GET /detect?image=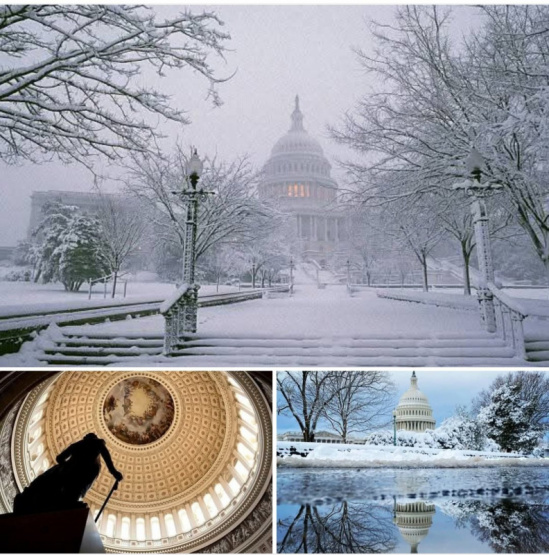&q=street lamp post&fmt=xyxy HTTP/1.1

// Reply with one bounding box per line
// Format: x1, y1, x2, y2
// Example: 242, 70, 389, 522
289, 257, 294, 296
346, 259, 352, 296
251, 260, 256, 289
454, 148, 501, 333
162, 149, 213, 353
393, 410, 397, 446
